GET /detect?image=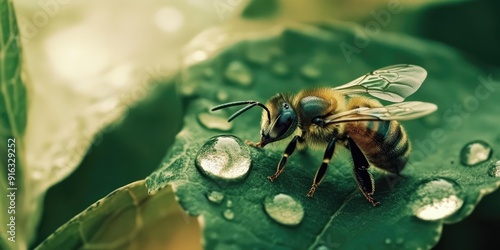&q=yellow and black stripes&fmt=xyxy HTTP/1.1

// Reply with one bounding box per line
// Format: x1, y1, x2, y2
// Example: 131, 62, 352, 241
347, 120, 410, 174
